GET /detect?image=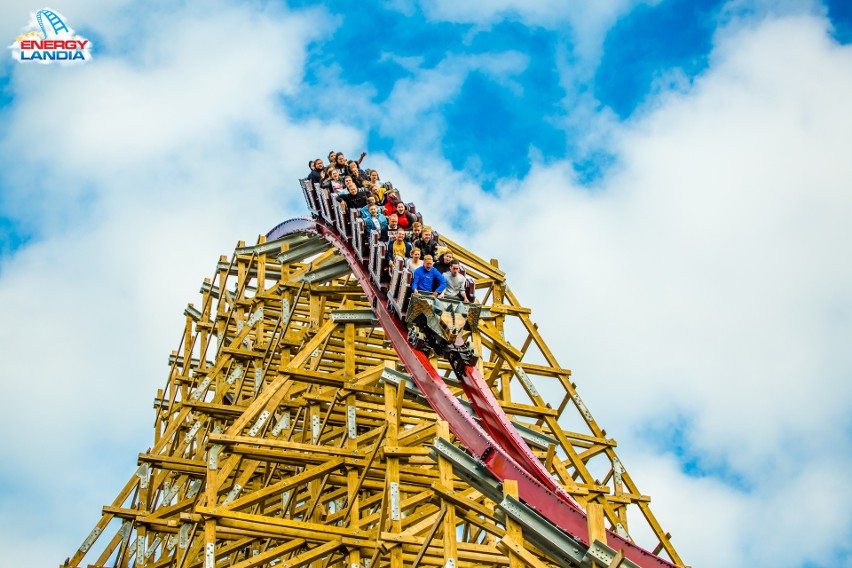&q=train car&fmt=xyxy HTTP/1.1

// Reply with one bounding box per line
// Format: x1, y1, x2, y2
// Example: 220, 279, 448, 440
405, 291, 481, 356
299, 178, 479, 356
